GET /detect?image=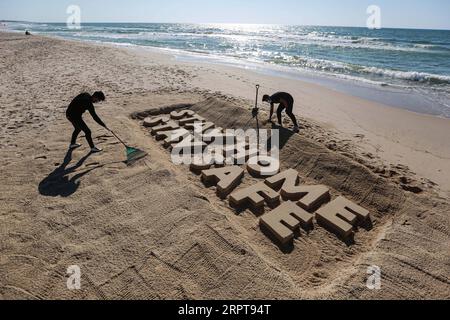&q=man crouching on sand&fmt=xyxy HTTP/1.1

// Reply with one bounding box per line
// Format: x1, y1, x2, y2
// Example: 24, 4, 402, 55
263, 92, 300, 132
66, 91, 108, 153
